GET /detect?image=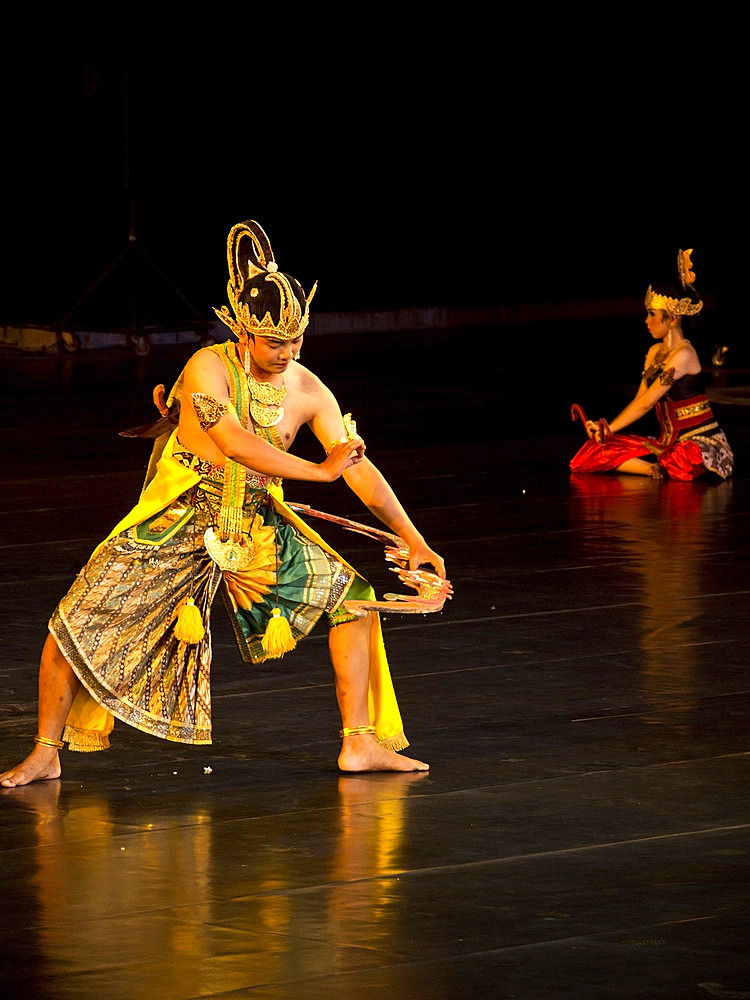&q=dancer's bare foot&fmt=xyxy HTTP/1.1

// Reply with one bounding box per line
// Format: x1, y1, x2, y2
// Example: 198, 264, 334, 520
0, 746, 61, 788
338, 733, 429, 773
